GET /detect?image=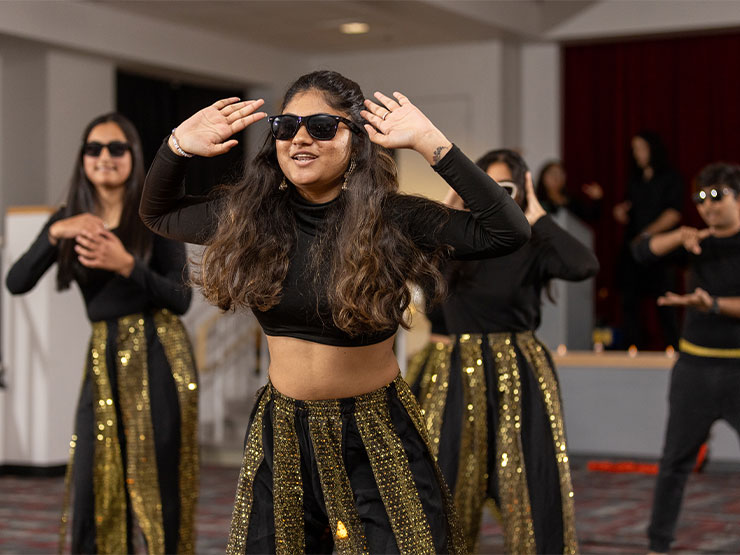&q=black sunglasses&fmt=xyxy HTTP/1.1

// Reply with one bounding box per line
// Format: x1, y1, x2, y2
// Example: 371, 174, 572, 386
692, 186, 735, 205
497, 180, 519, 200
268, 113, 363, 141
83, 141, 131, 158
